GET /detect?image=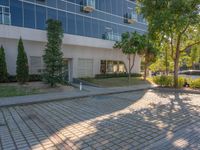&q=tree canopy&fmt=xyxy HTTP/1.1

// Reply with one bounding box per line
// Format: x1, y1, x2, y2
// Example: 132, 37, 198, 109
137, 0, 200, 87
